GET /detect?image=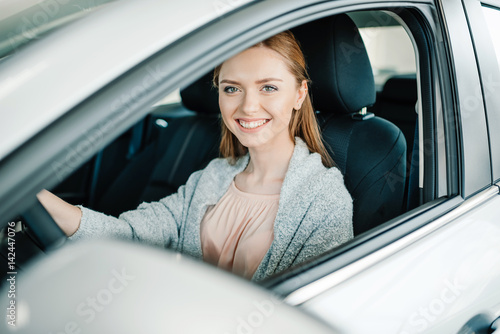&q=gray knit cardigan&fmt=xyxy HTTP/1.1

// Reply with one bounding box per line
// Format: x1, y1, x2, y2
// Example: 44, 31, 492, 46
71, 137, 353, 281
